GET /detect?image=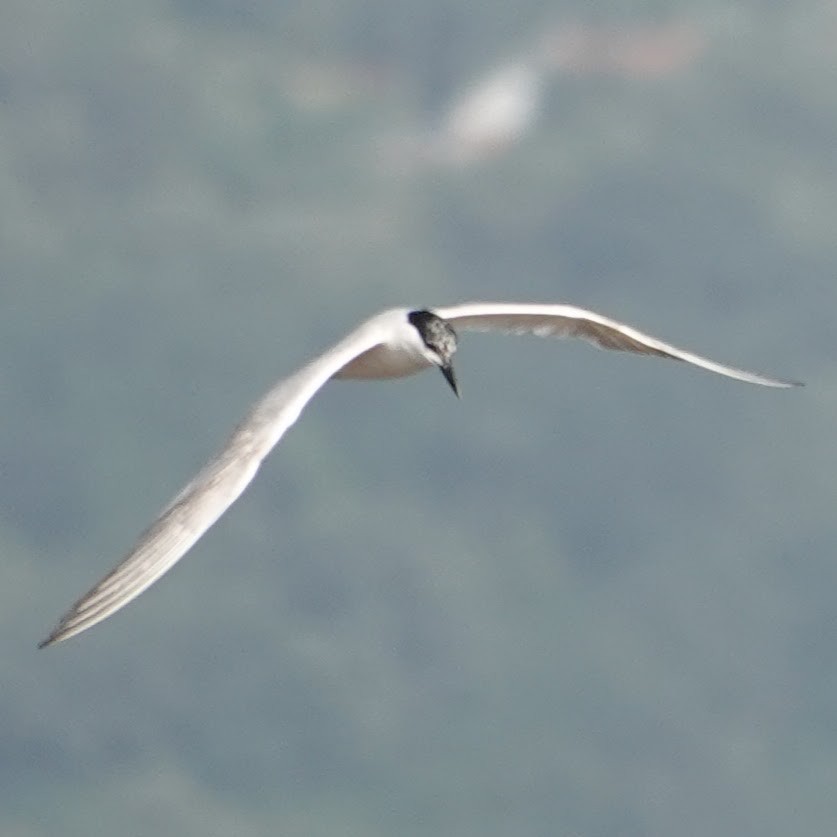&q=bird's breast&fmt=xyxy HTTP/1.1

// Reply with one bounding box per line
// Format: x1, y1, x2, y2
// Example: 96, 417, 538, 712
333, 344, 432, 380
